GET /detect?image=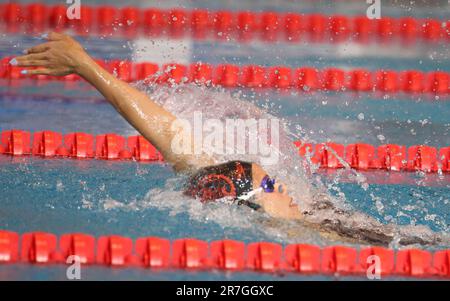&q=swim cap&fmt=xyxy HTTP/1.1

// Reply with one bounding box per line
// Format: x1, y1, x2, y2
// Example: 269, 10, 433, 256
184, 161, 253, 203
